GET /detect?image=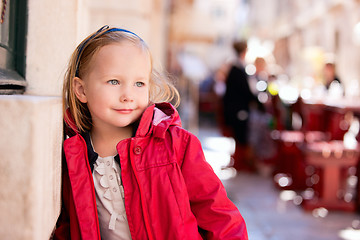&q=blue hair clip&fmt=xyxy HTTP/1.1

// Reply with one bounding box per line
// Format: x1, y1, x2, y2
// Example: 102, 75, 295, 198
75, 25, 142, 77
